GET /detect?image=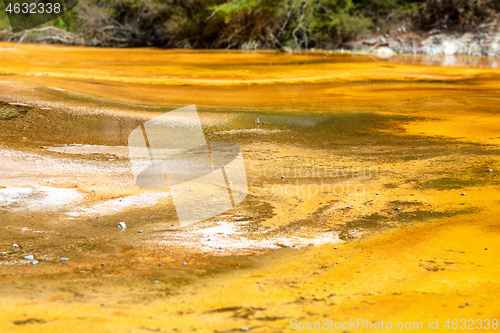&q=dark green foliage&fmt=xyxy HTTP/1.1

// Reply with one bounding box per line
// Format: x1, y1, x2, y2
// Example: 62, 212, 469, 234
1, 0, 498, 47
